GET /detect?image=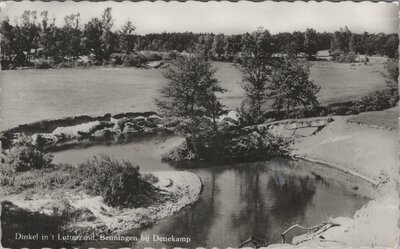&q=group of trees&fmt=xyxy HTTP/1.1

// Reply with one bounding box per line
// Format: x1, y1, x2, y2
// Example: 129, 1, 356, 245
1, 8, 398, 67
238, 28, 320, 124
331, 26, 398, 58
156, 28, 321, 161
0, 8, 136, 65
